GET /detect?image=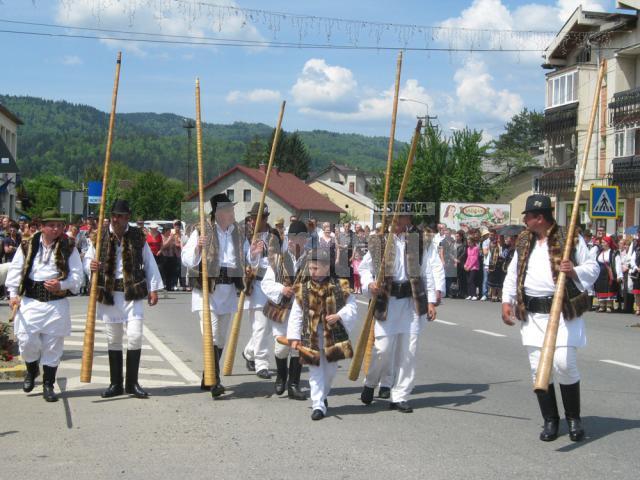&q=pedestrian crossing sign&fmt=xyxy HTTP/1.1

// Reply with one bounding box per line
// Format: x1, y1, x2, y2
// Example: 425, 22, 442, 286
590, 185, 618, 219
